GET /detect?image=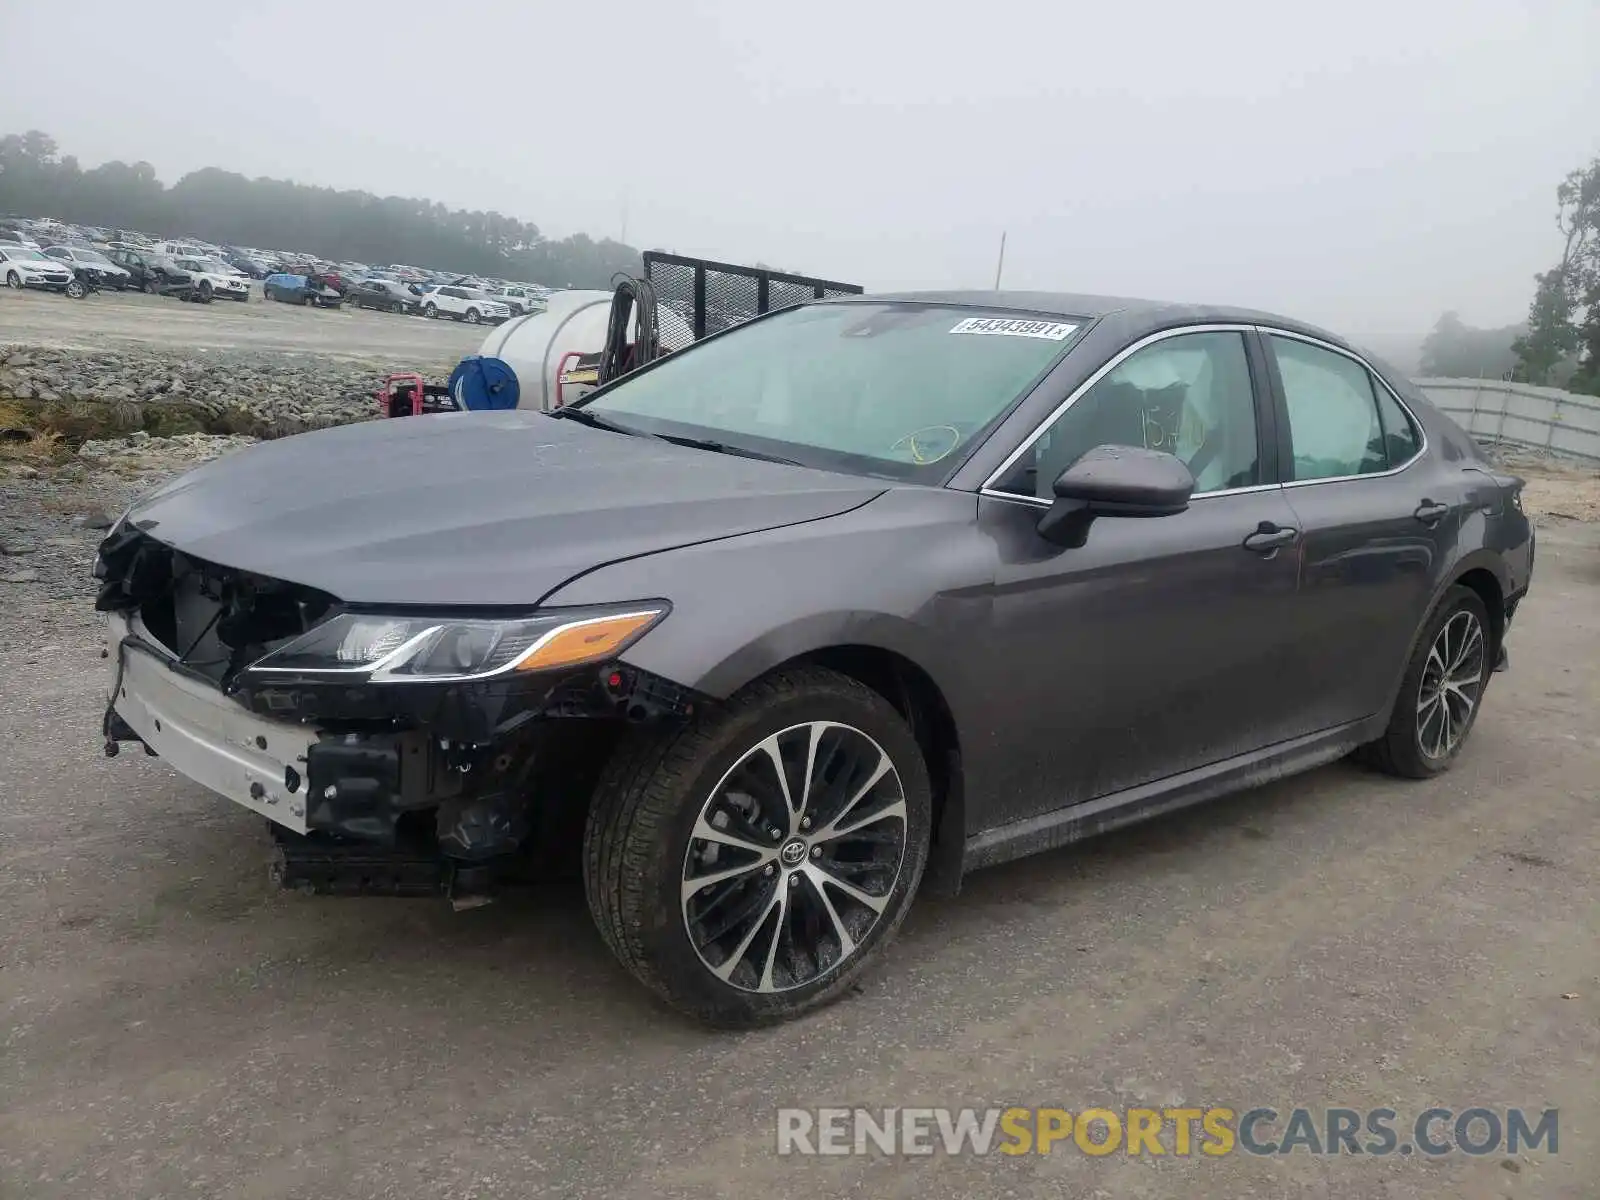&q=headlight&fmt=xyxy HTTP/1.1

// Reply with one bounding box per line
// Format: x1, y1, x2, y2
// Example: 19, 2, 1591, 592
245, 604, 668, 682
